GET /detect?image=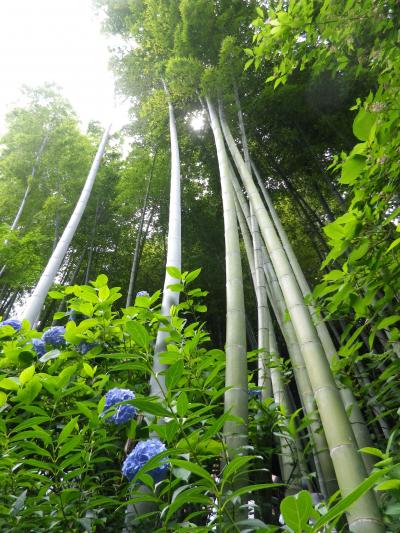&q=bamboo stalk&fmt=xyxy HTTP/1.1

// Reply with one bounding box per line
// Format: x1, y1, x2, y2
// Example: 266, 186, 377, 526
220, 109, 383, 532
